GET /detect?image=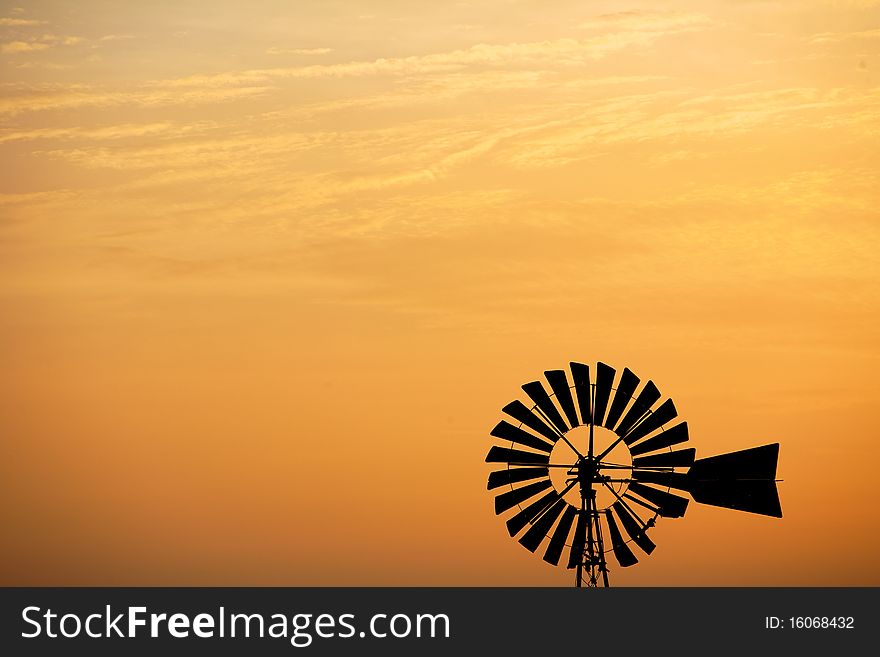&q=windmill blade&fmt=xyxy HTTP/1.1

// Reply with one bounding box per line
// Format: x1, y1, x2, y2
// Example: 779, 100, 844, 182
615, 381, 661, 438
569, 362, 592, 425
490, 420, 554, 453
627, 481, 689, 517
485, 446, 549, 465
632, 448, 696, 469
502, 400, 561, 444
494, 479, 553, 514
629, 422, 689, 456
519, 499, 567, 552
592, 362, 615, 426
623, 399, 678, 445
566, 509, 590, 568
624, 493, 660, 515
545, 370, 580, 429
687, 444, 782, 517
507, 490, 562, 536
522, 381, 569, 435
603, 367, 639, 431
631, 470, 690, 492
487, 467, 549, 490
543, 505, 577, 565
612, 502, 655, 555
604, 509, 638, 567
